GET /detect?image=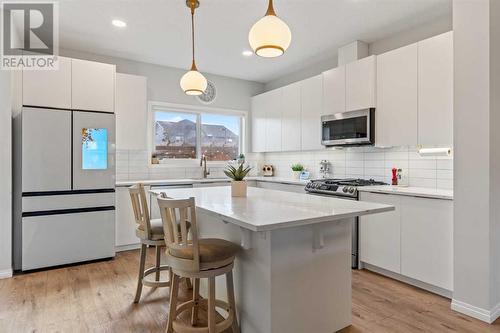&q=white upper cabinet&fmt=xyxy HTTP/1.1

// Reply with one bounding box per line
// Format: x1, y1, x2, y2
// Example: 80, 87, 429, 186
264, 89, 283, 152
281, 82, 302, 151
71, 59, 115, 113
116, 73, 147, 150
345, 55, 376, 111
251, 92, 269, 153
301, 75, 323, 151
322, 66, 346, 115
22, 57, 72, 109
376, 43, 418, 147
418, 31, 453, 146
